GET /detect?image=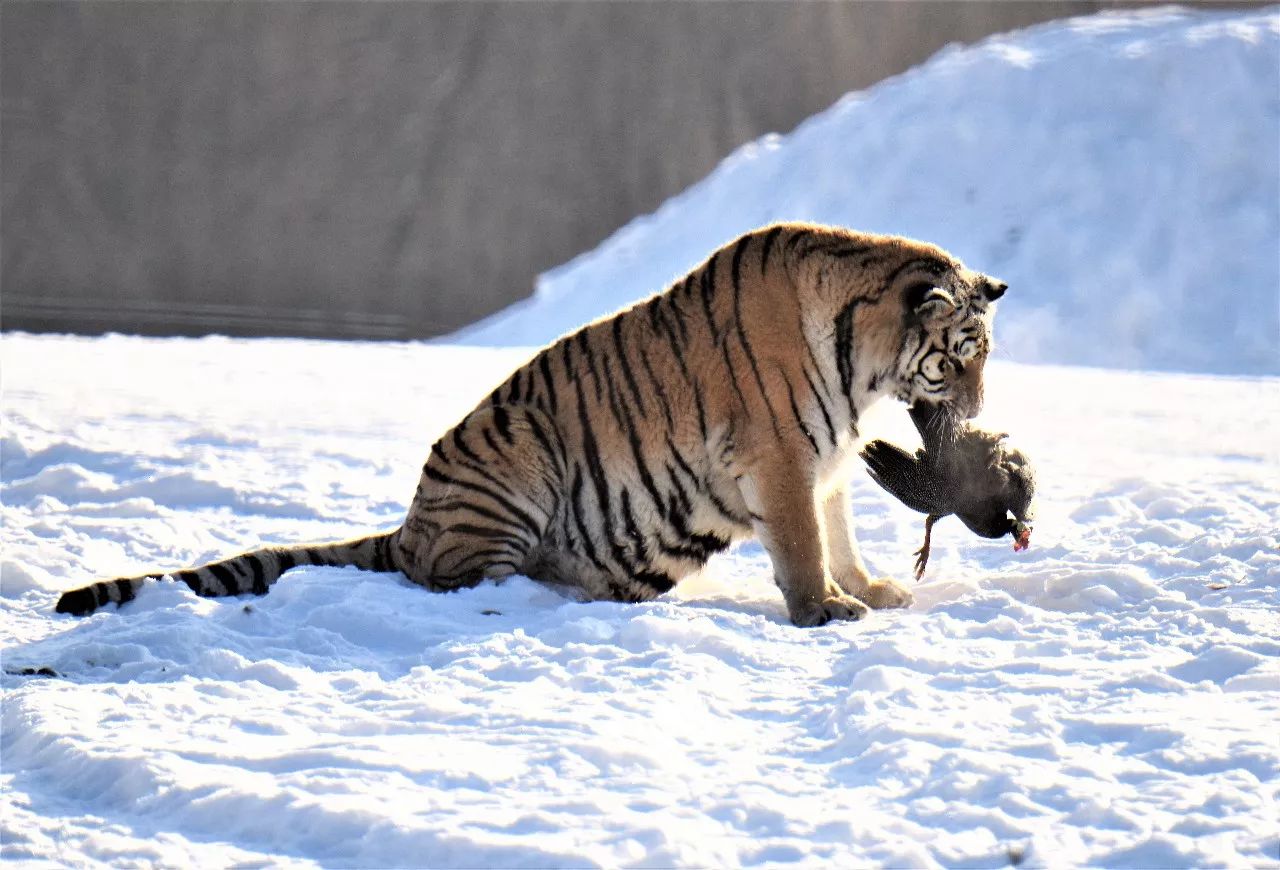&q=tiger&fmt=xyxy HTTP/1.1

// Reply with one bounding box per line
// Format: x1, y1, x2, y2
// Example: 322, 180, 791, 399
56, 222, 1007, 627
